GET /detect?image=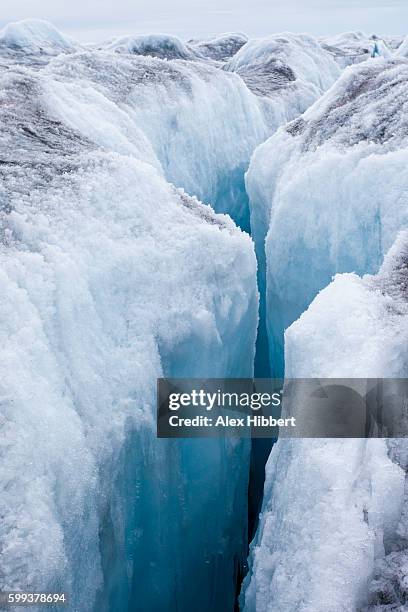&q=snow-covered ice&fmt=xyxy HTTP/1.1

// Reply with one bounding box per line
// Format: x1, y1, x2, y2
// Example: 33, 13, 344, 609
4, 14, 408, 612
0, 19, 261, 612
242, 233, 408, 612
246, 57, 408, 375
